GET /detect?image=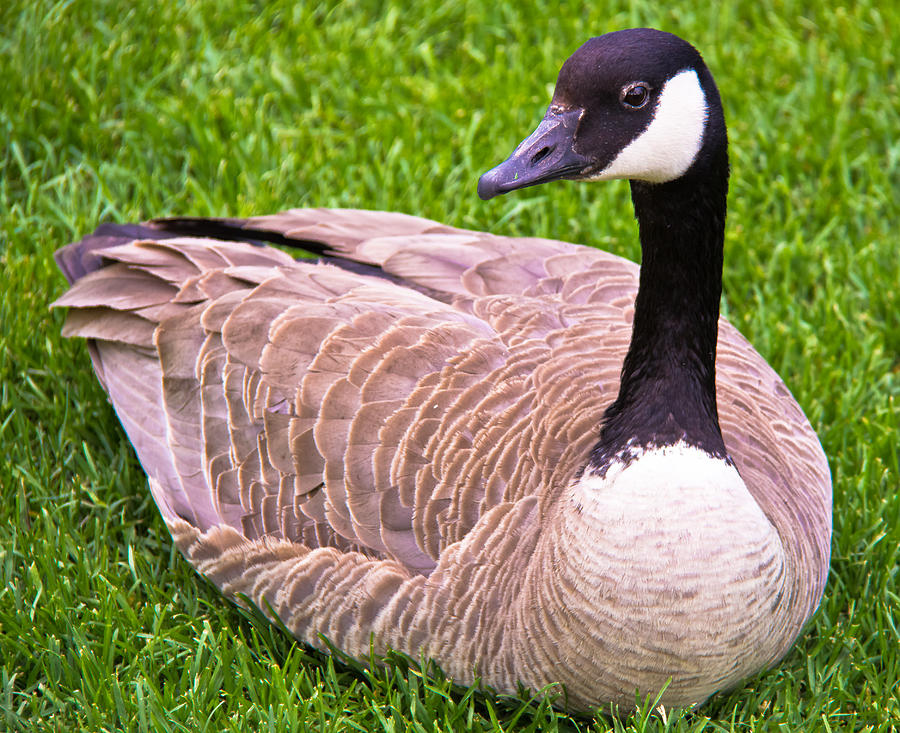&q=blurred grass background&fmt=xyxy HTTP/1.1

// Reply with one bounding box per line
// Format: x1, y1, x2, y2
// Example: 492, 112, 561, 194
1, 0, 898, 730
